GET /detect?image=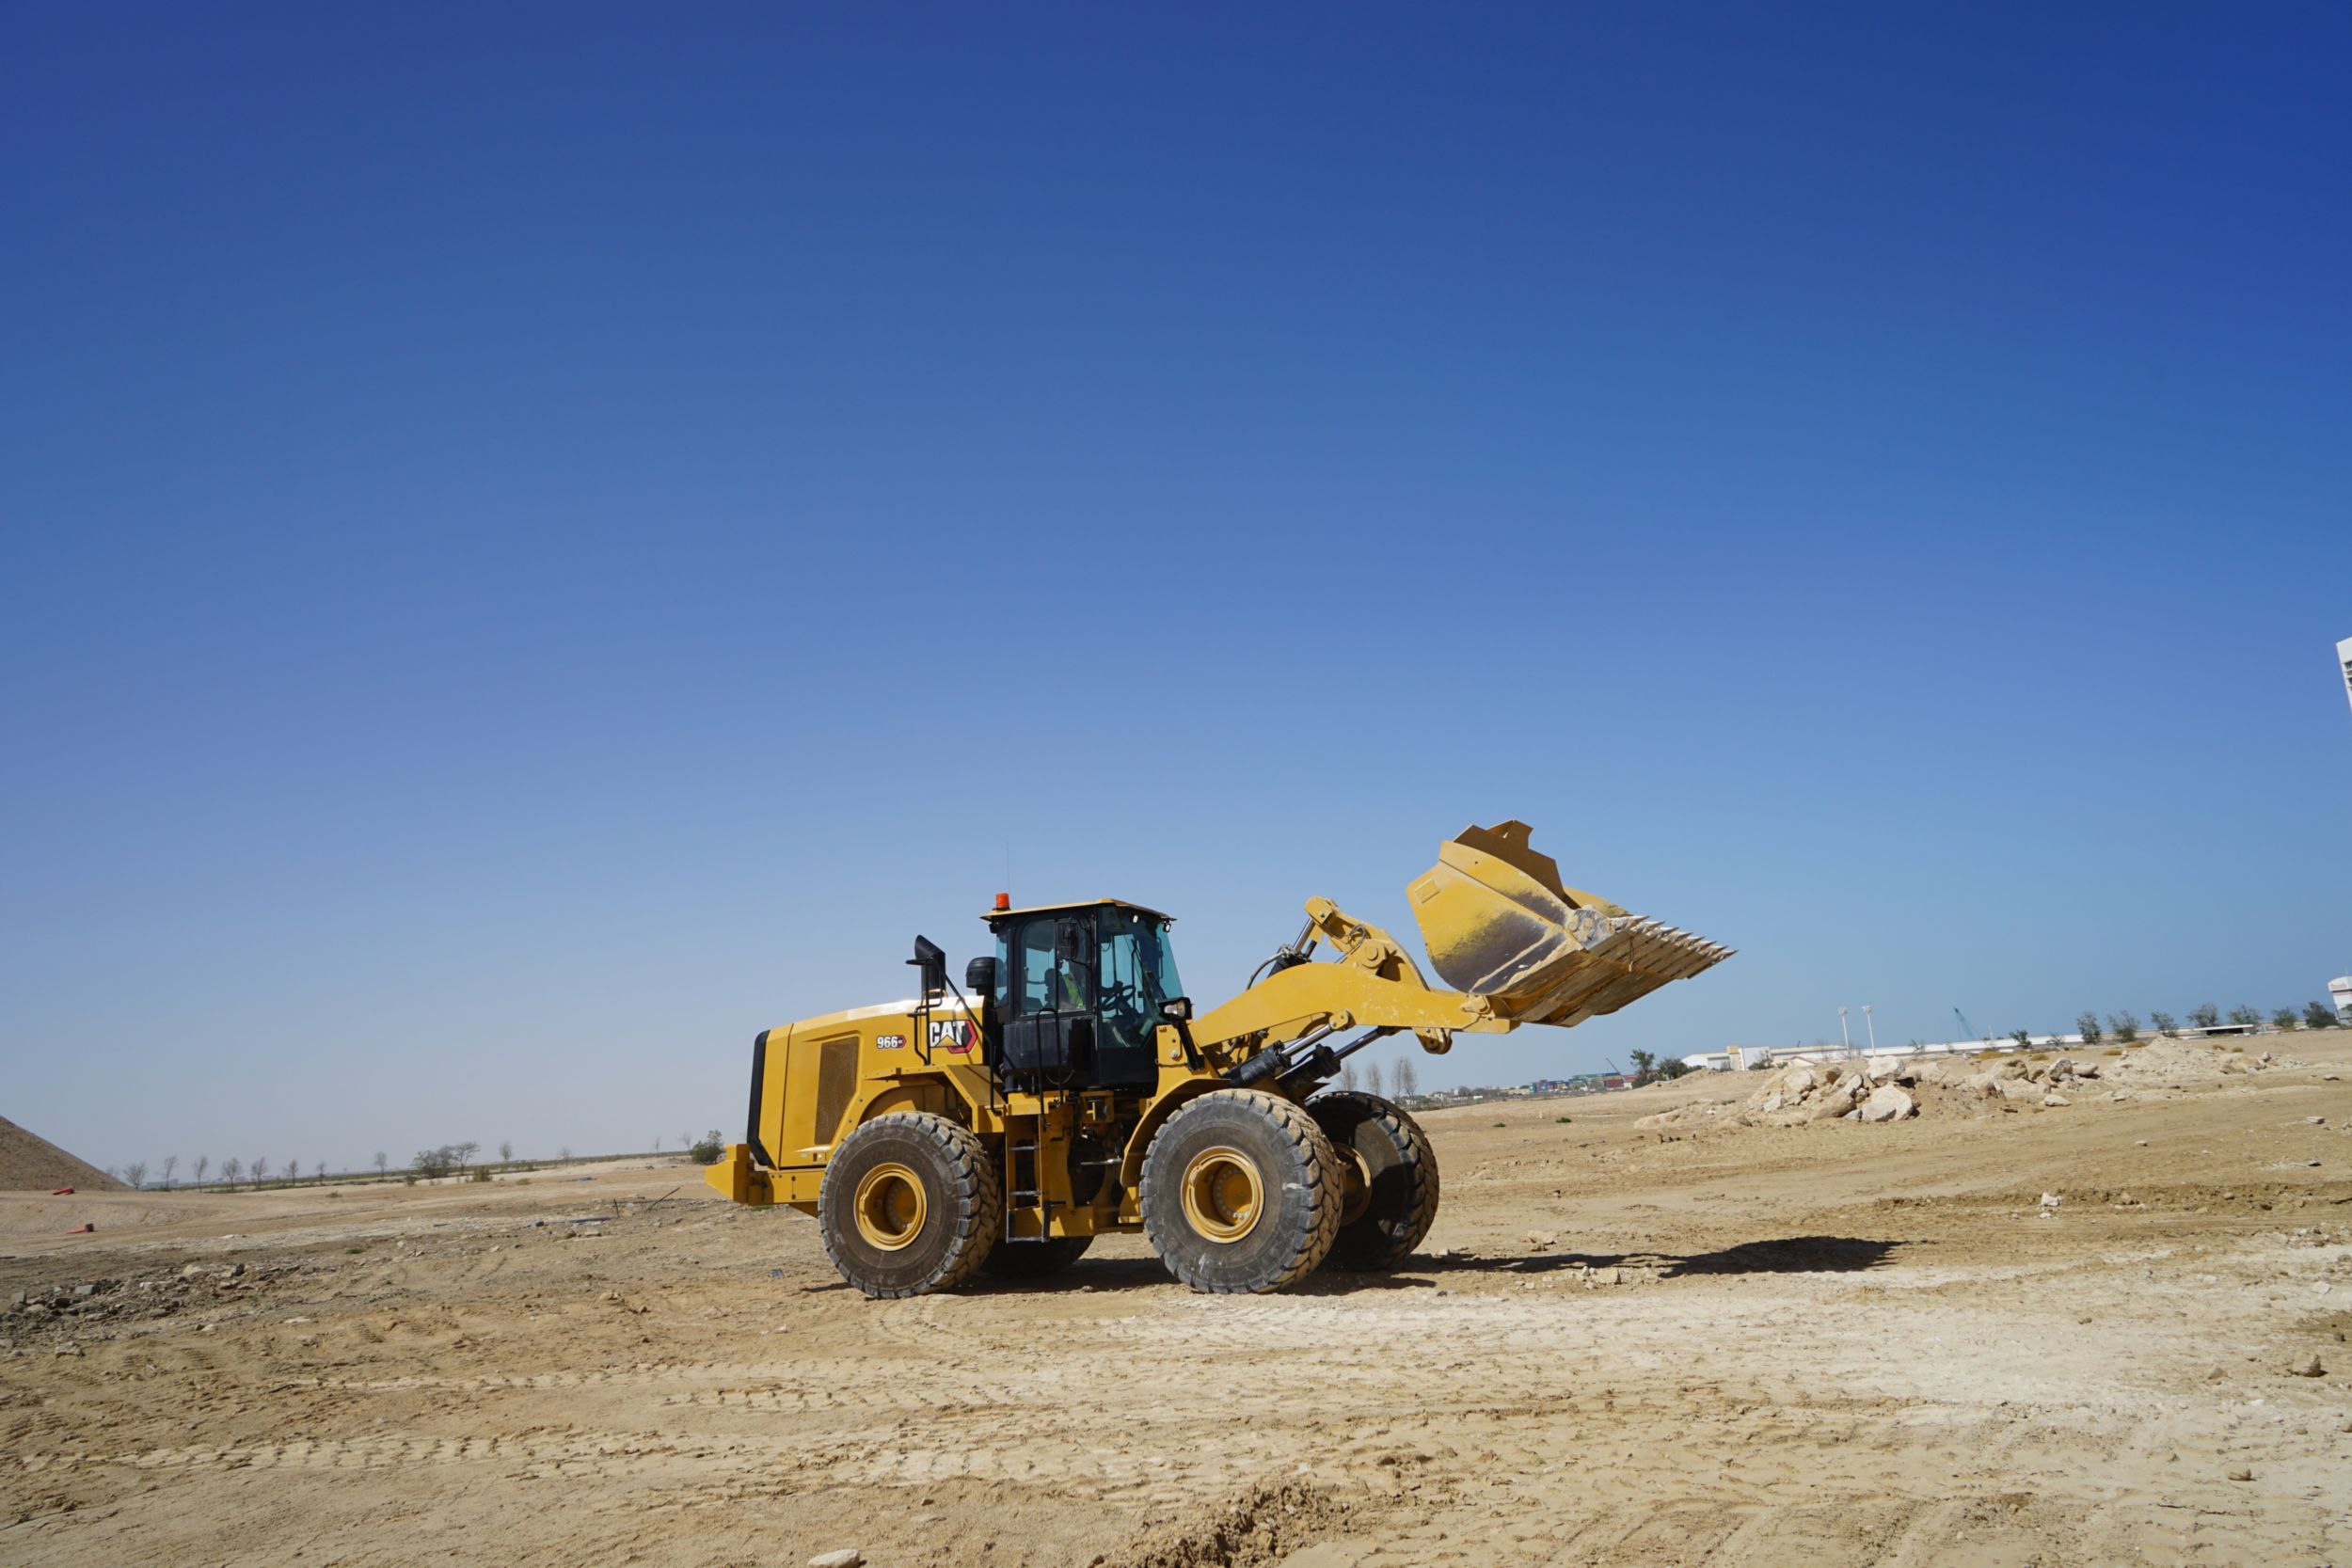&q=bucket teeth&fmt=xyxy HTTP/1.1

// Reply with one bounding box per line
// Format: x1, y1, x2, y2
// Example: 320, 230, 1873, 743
1410, 821, 1730, 1029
